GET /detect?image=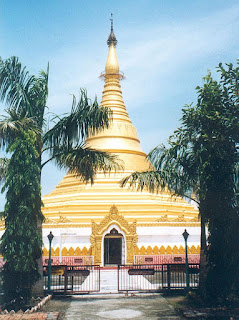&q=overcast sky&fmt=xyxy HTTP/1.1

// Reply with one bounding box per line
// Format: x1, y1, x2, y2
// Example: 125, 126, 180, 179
1, 0, 239, 210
